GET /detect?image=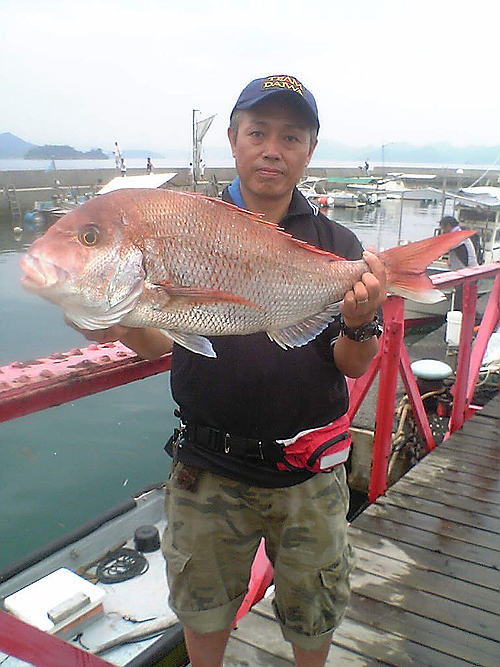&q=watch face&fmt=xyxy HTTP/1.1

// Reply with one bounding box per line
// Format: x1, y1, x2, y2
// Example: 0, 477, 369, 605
357, 324, 376, 342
